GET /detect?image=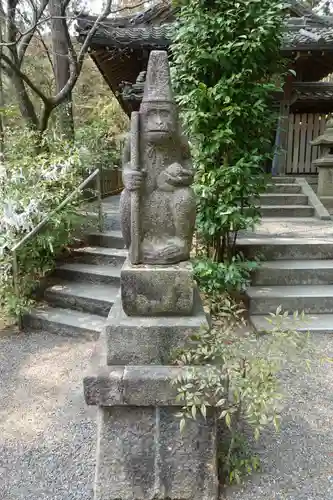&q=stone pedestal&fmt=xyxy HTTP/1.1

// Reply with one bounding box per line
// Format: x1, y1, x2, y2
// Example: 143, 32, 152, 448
311, 118, 333, 197
121, 260, 194, 316
84, 284, 218, 500
313, 158, 333, 197
94, 406, 216, 500
104, 287, 206, 365
84, 366, 217, 500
